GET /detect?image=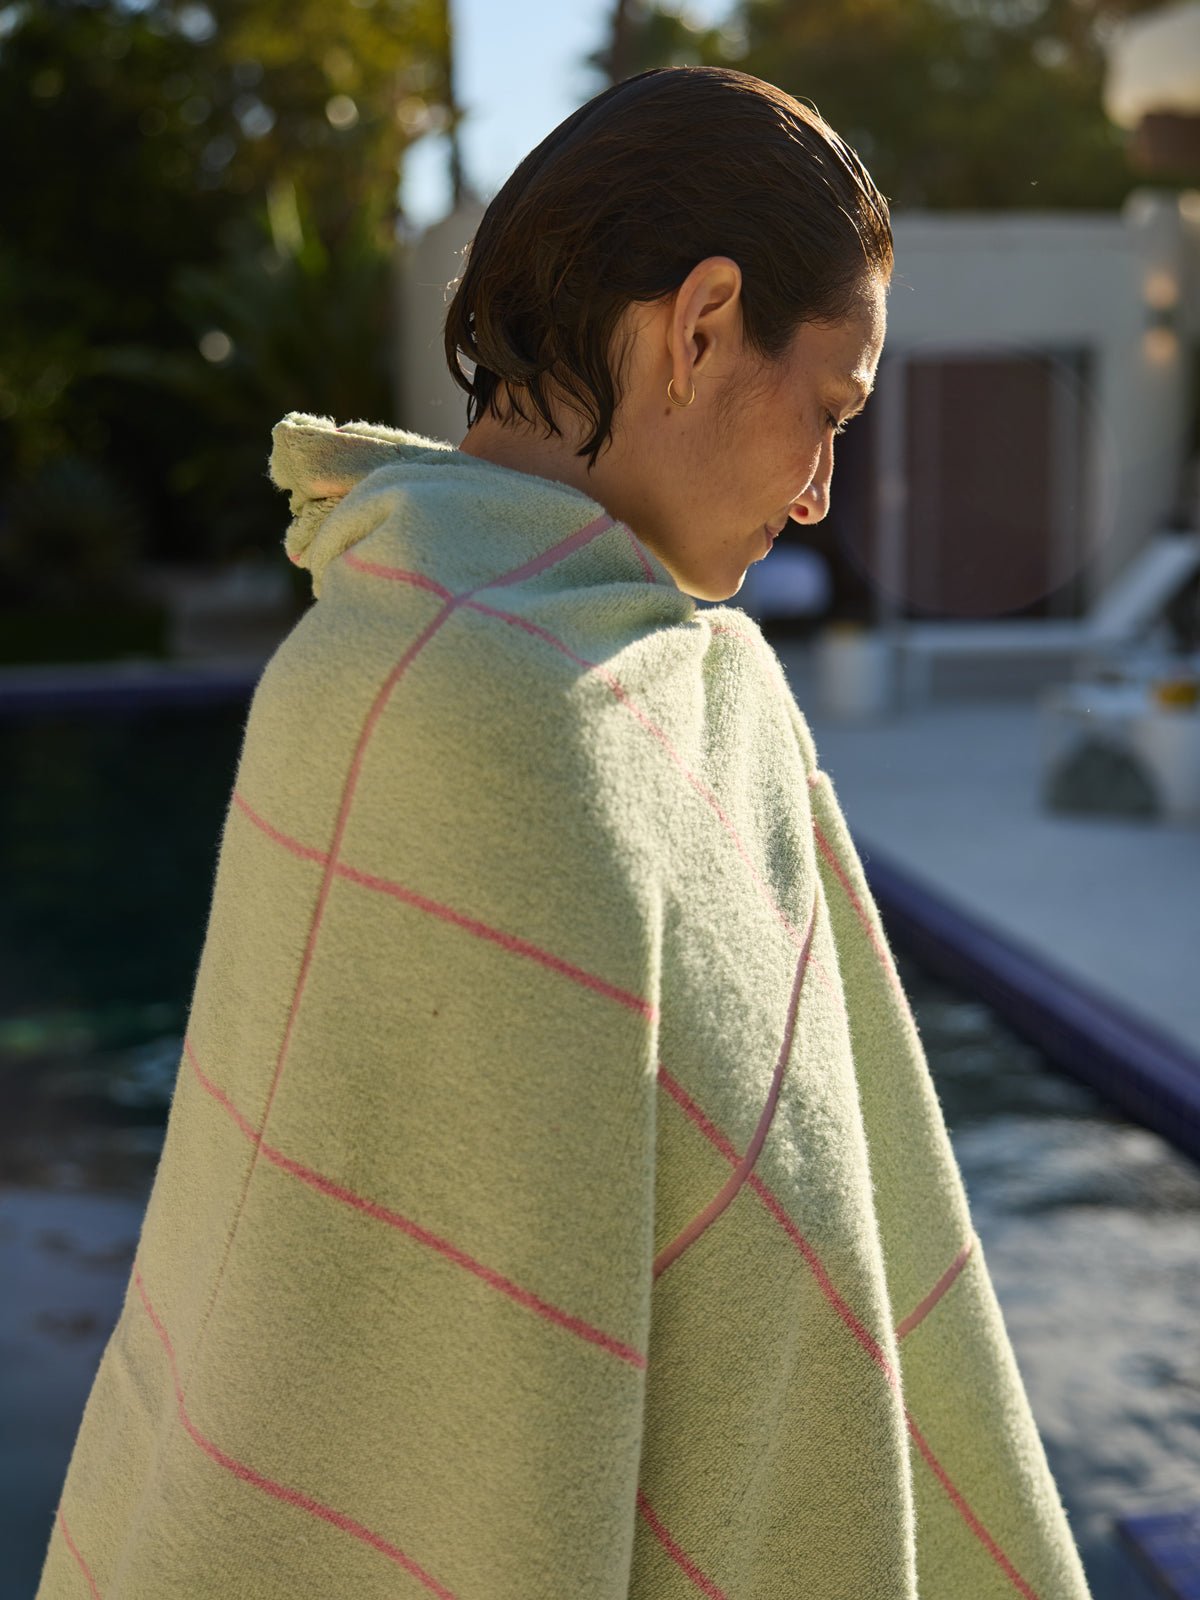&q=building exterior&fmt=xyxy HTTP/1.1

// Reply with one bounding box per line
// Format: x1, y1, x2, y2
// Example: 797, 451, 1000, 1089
1104, 0, 1200, 173
395, 196, 488, 454
396, 189, 1200, 633
858, 191, 1200, 628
